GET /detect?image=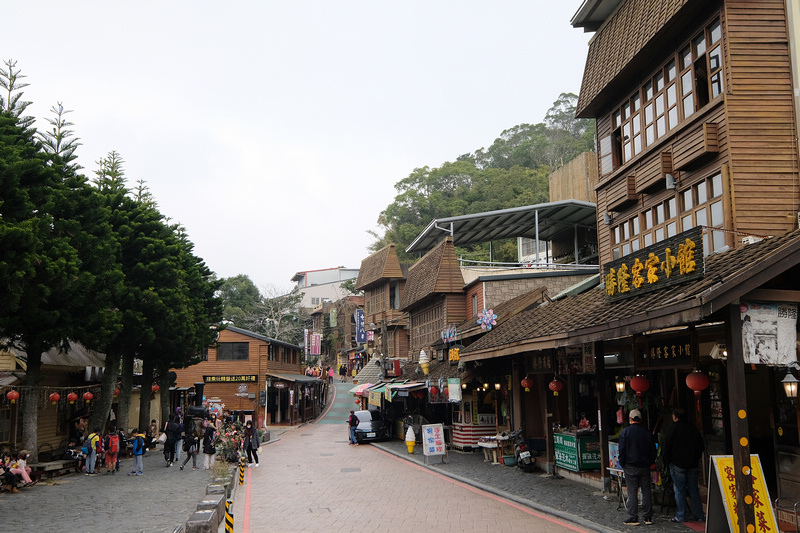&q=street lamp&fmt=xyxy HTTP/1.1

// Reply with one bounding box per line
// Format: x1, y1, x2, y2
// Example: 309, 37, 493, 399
782, 369, 799, 401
